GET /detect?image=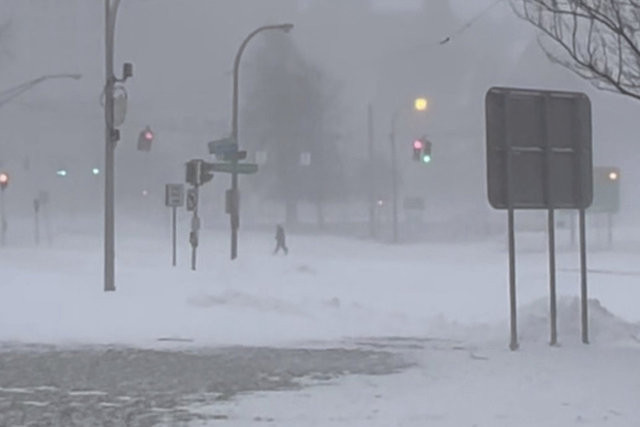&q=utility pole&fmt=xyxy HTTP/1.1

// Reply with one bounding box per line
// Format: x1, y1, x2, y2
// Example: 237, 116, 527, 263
367, 103, 376, 239
388, 98, 428, 244
104, 0, 117, 292
104, 0, 132, 292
